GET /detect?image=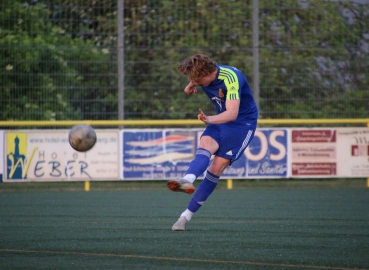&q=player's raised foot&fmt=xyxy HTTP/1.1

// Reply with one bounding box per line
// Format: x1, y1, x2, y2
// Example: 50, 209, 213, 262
172, 216, 189, 231
167, 178, 195, 194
